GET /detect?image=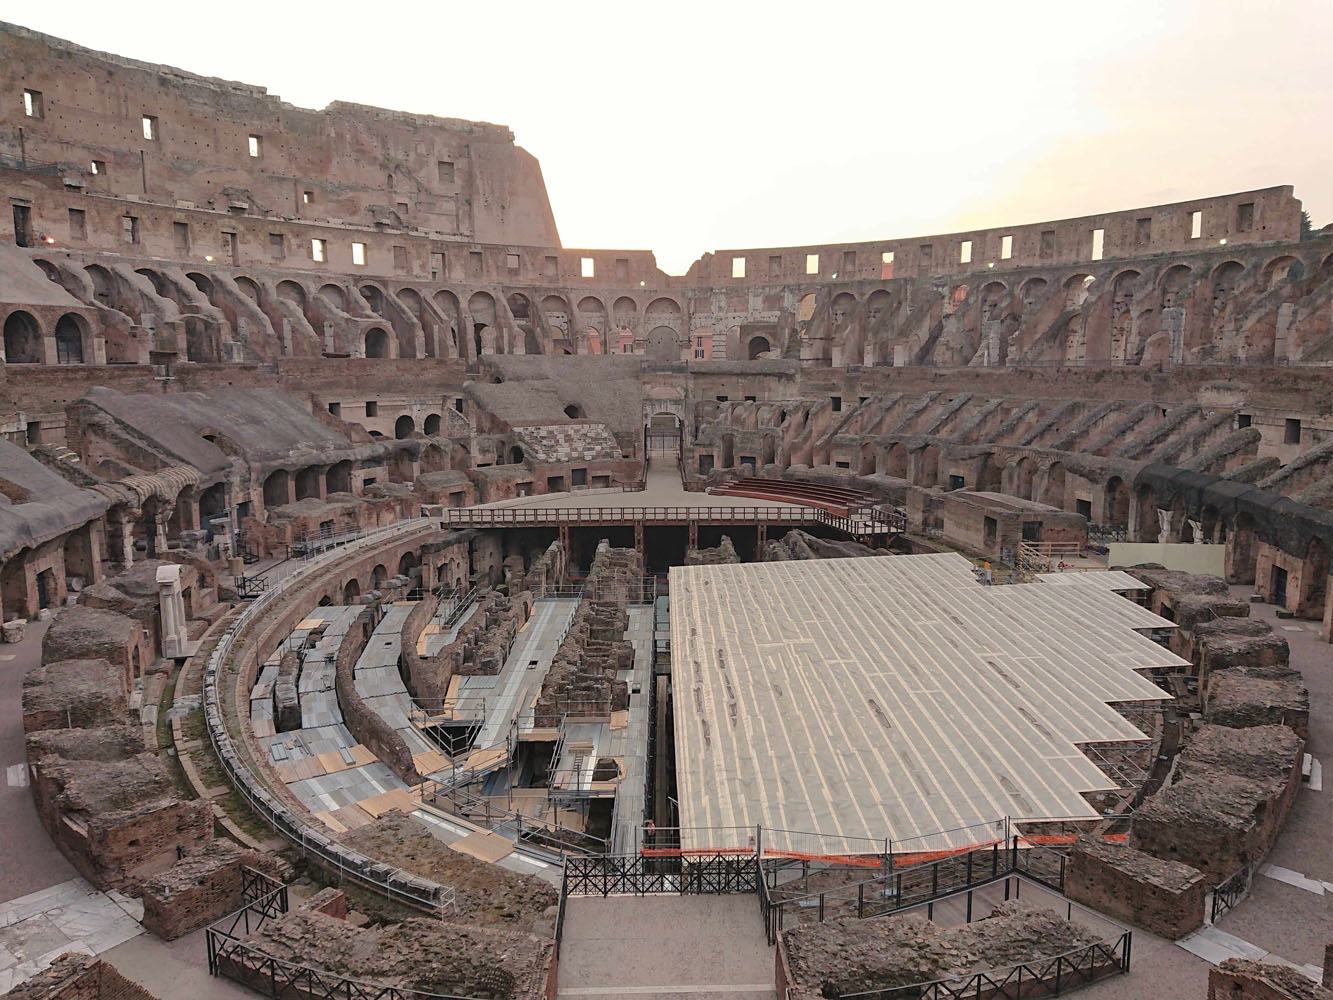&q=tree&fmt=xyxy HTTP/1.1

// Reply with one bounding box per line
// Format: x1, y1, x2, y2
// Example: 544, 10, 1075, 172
1300, 210, 1315, 241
